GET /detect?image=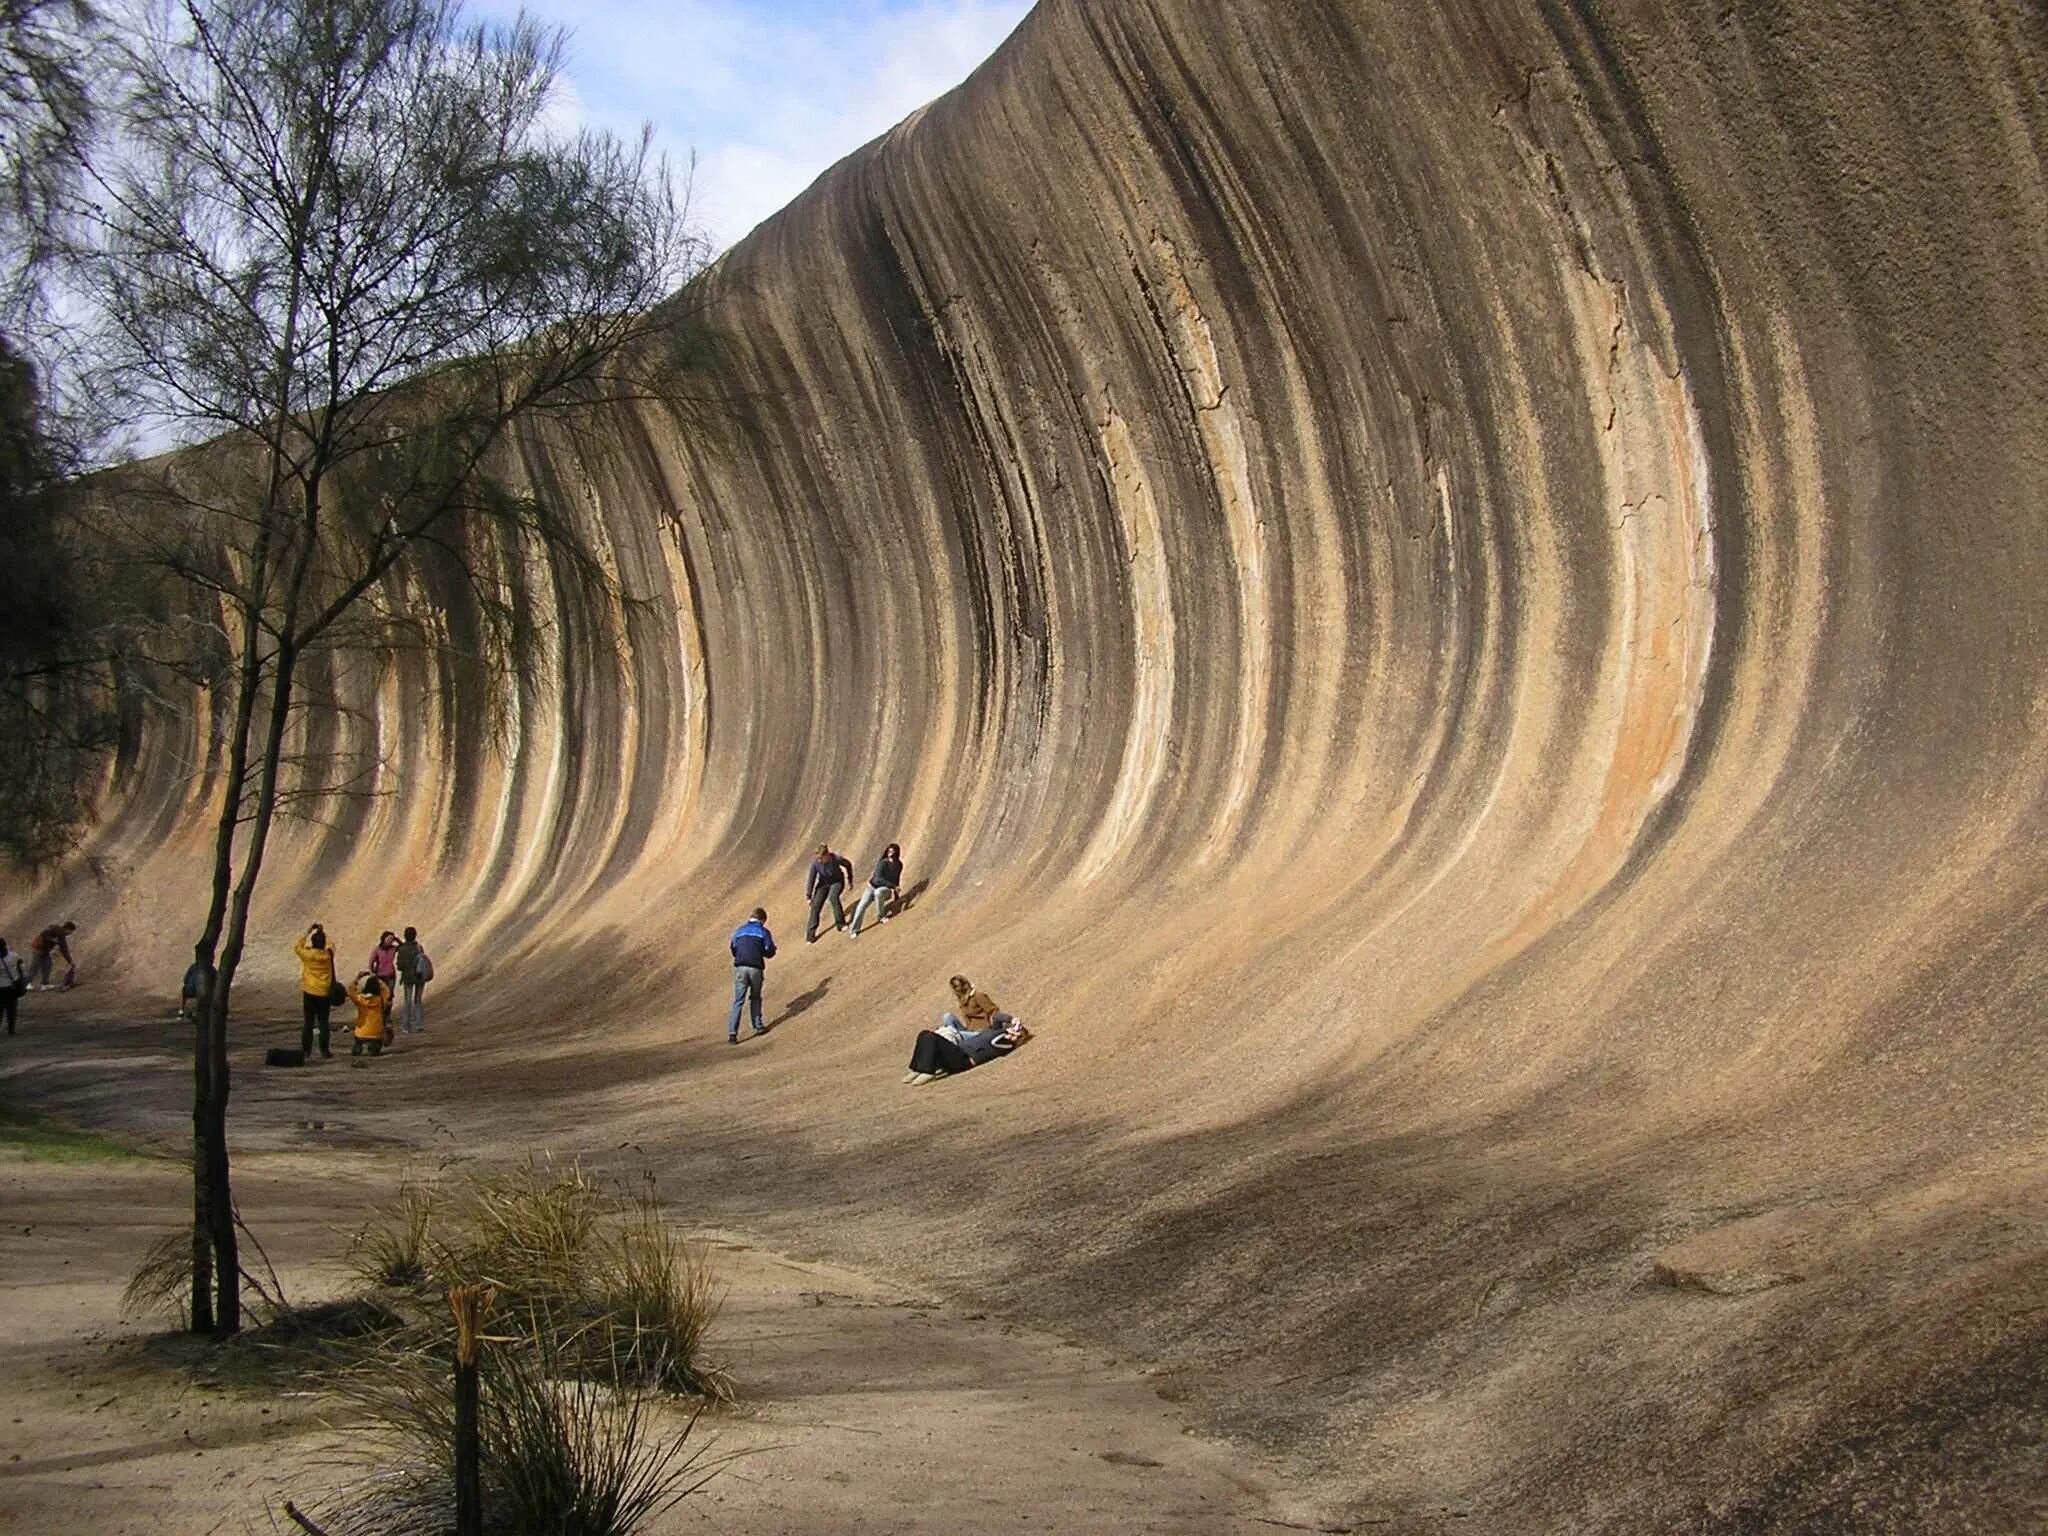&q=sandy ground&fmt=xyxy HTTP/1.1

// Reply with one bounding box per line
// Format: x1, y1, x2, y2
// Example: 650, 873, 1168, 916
0, 1001, 1328, 1536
